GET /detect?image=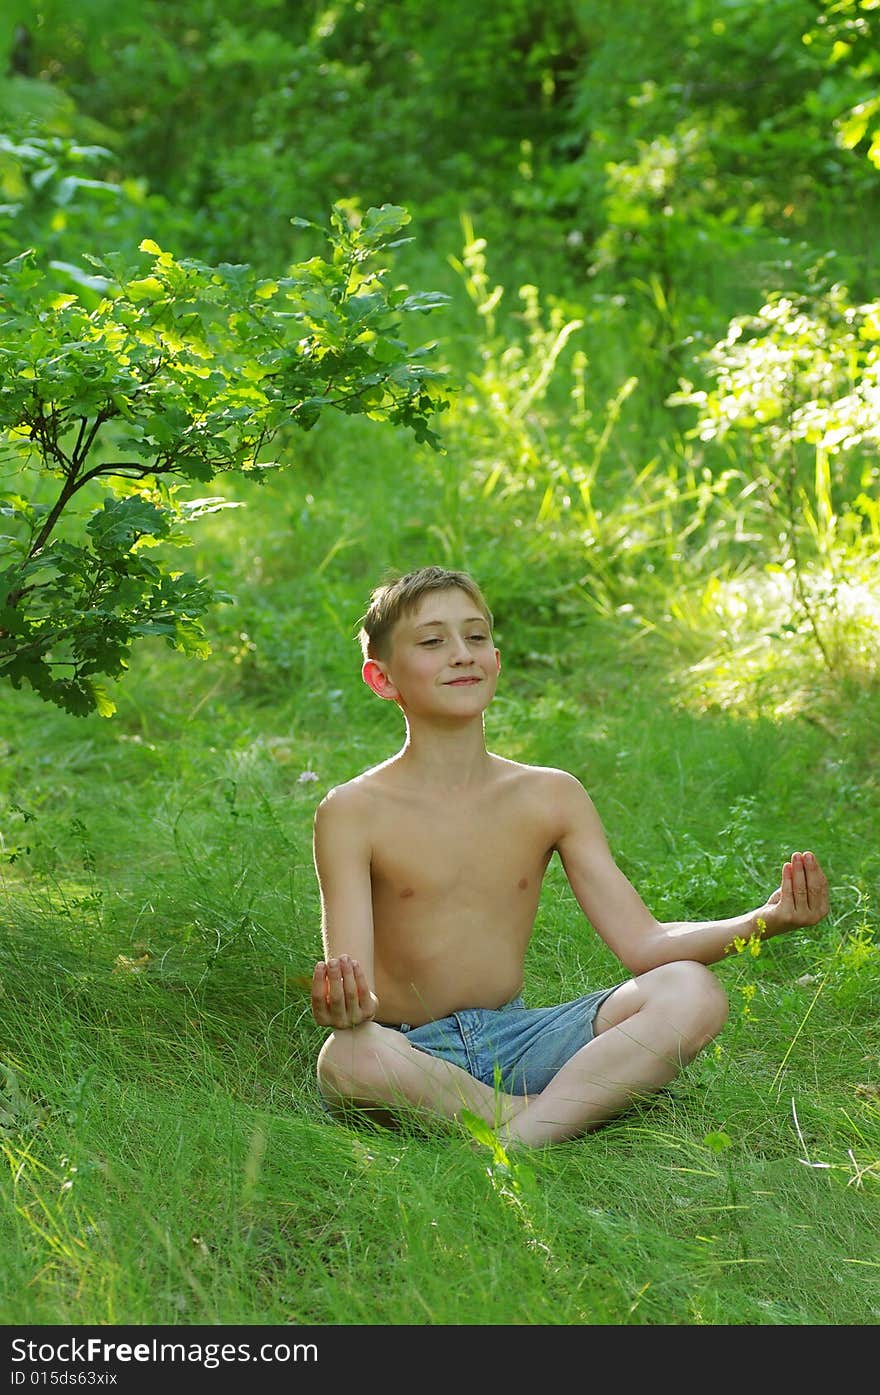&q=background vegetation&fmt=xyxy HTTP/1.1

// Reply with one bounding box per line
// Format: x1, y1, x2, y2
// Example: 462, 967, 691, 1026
1, 0, 878, 1327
